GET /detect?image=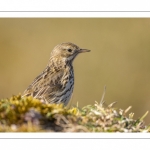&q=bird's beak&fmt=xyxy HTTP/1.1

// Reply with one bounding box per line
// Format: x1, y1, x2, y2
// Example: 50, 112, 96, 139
79, 49, 91, 53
